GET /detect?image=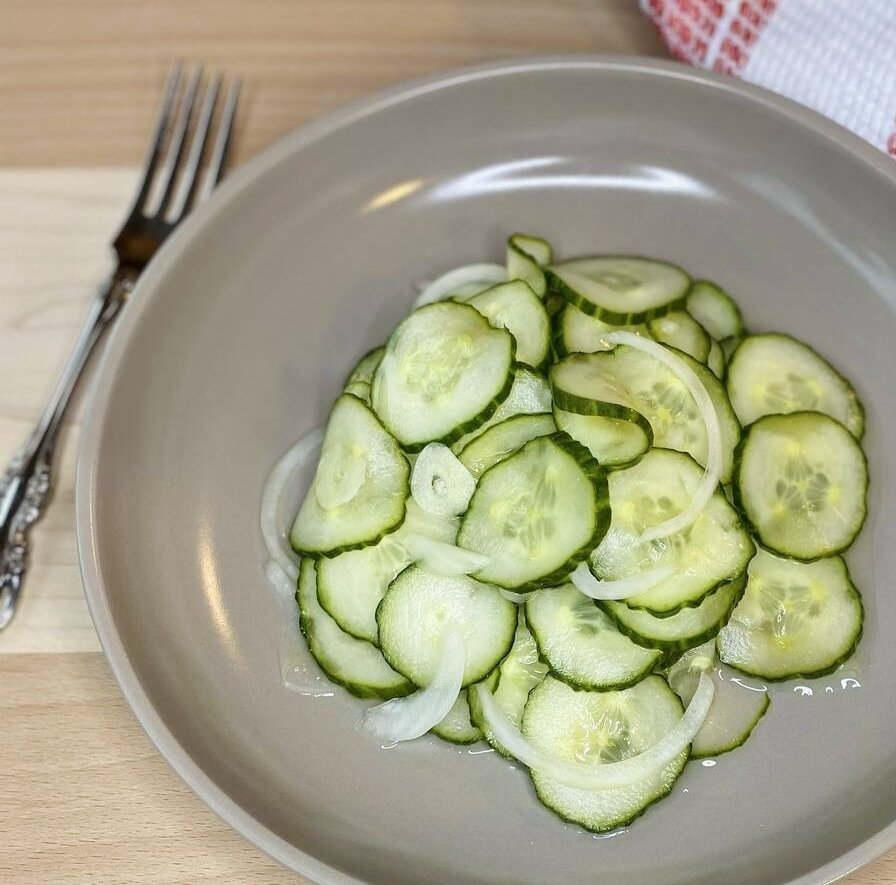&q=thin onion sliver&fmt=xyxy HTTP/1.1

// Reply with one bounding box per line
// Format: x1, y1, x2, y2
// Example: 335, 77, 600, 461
413, 263, 506, 308
260, 427, 324, 581
362, 625, 466, 743
472, 672, 714, 791
605, 331, 722, 542
570, 561, 676, 600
